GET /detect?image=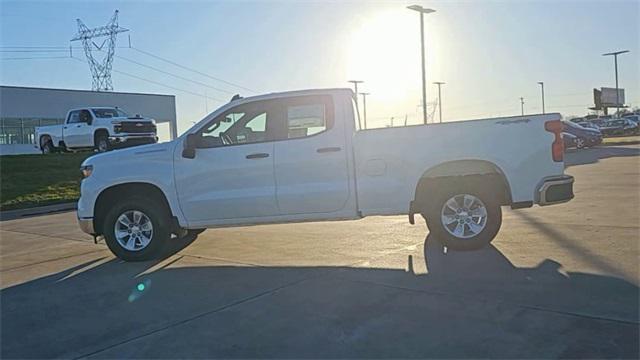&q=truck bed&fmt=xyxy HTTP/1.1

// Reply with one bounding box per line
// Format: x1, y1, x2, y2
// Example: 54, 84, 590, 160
352, 114, 564, 215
